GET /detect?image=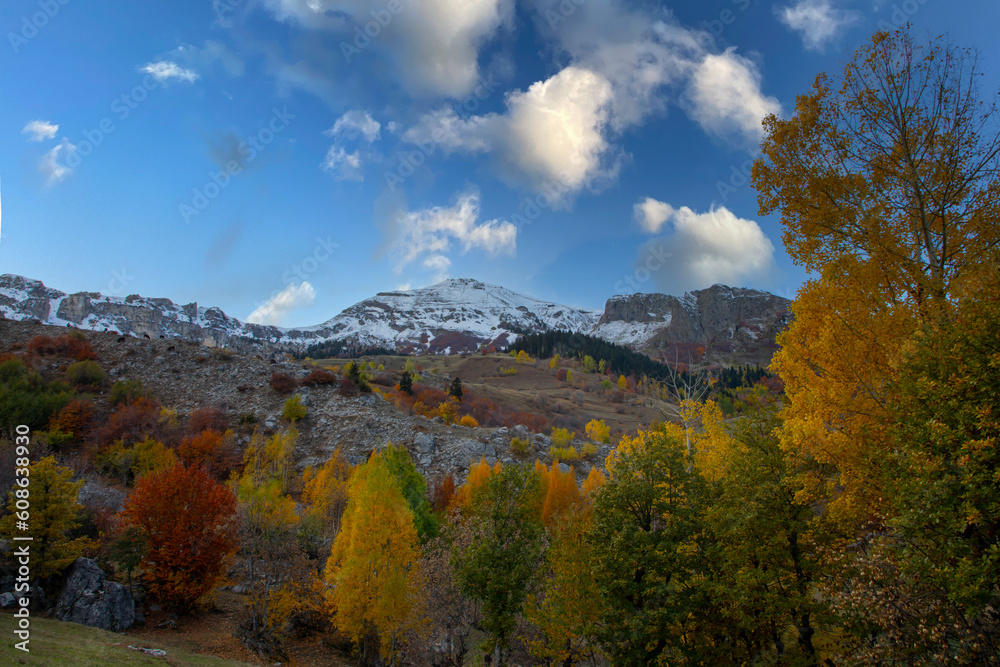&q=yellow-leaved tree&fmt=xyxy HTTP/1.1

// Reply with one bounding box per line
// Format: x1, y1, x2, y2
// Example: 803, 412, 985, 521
324, 452, 423, 665
752, 28, 1000, 526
